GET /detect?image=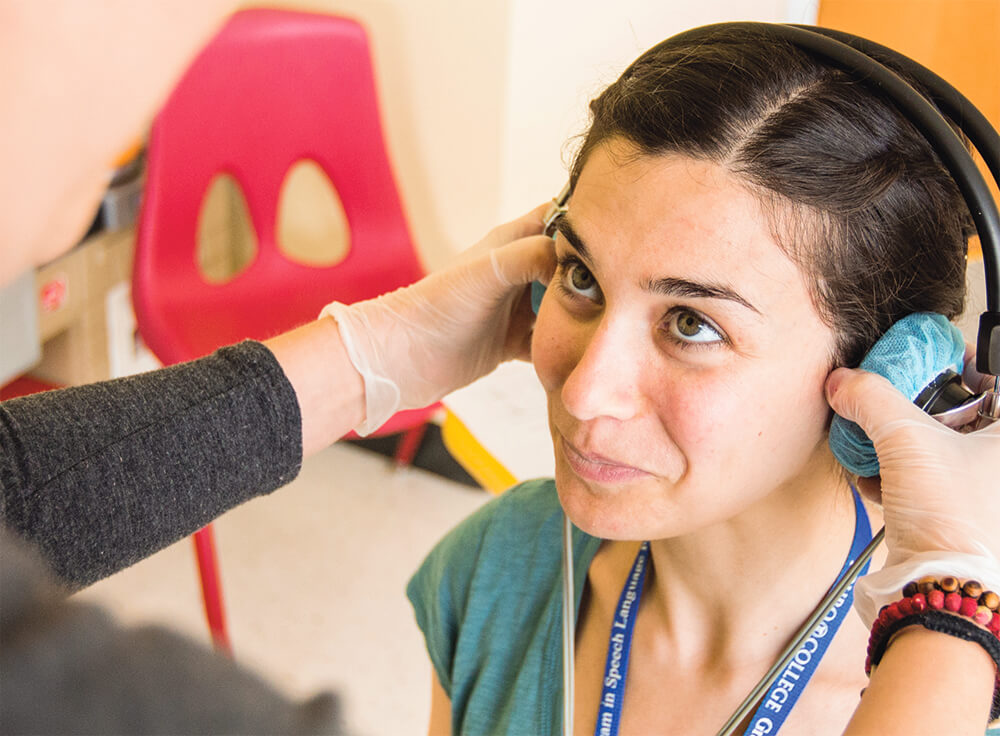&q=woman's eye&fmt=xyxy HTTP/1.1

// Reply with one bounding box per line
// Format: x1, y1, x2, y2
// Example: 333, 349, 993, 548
569, 264, 595, 292
557, 258, 602, 302
666, 309, 724, 345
